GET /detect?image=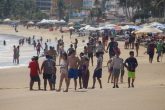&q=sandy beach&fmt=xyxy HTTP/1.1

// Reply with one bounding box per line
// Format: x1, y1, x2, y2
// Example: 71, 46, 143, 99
0, 25, 165, 110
